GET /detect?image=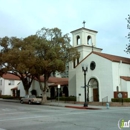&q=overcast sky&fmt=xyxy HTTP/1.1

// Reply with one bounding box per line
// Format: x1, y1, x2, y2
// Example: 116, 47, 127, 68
0, 0, 130, 57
